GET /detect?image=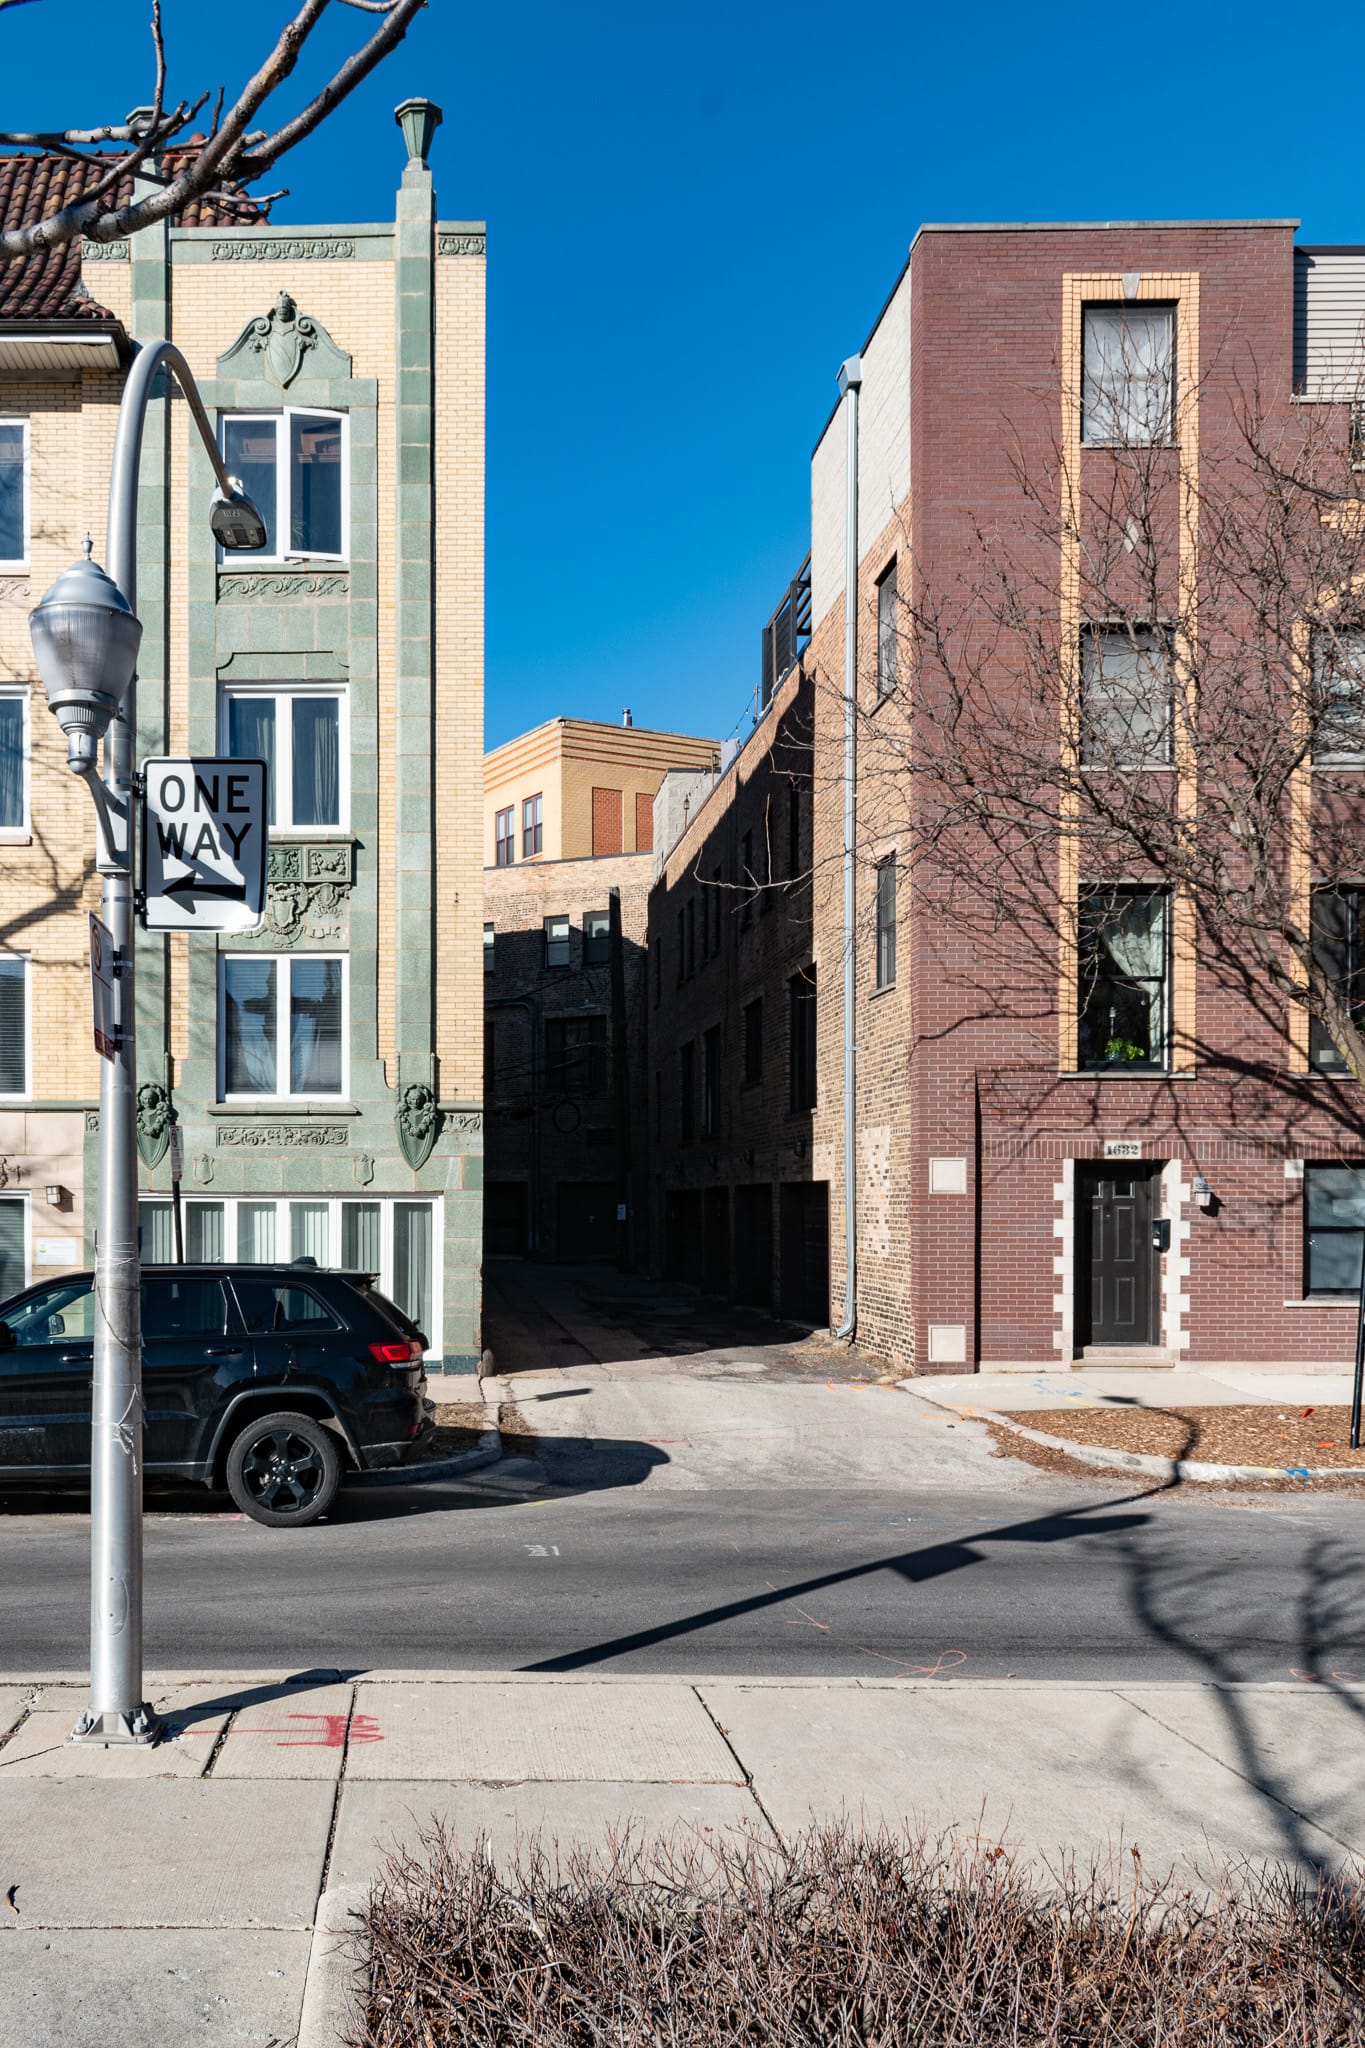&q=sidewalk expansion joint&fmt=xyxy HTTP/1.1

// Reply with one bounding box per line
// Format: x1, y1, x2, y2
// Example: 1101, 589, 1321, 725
689, 1683, 785, 1847
316, 1682, 359, 1901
